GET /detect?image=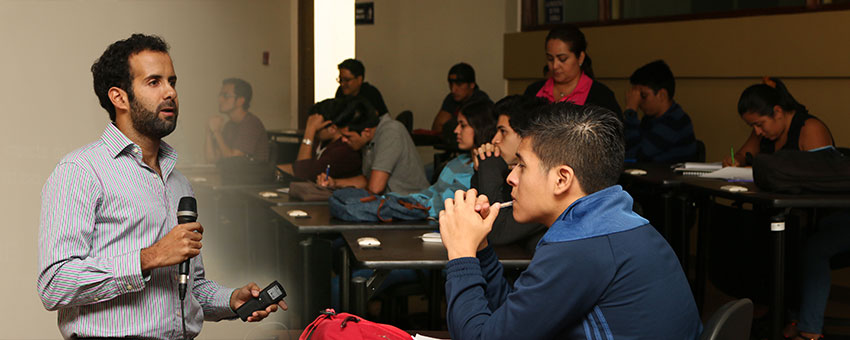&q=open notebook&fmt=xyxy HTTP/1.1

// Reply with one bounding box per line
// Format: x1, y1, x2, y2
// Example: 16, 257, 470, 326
672, 162, 722, 176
